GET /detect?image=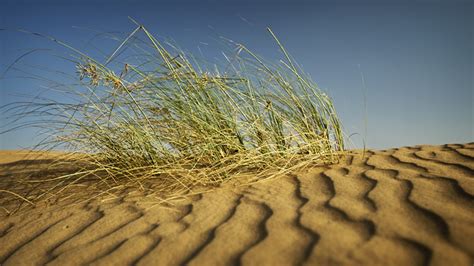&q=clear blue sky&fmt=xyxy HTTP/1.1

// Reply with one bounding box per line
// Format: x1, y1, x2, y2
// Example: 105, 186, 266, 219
1, 0, 472, 150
